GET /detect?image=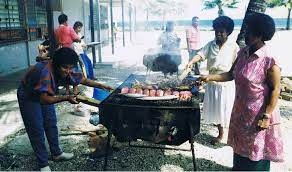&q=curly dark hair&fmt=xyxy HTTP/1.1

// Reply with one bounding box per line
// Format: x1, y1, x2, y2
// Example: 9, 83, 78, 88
58, 14, 68, 24
52, 48, 79, 69
245, 13, 275, 41
212, 16, 234, 35
73, 21, 83, 29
